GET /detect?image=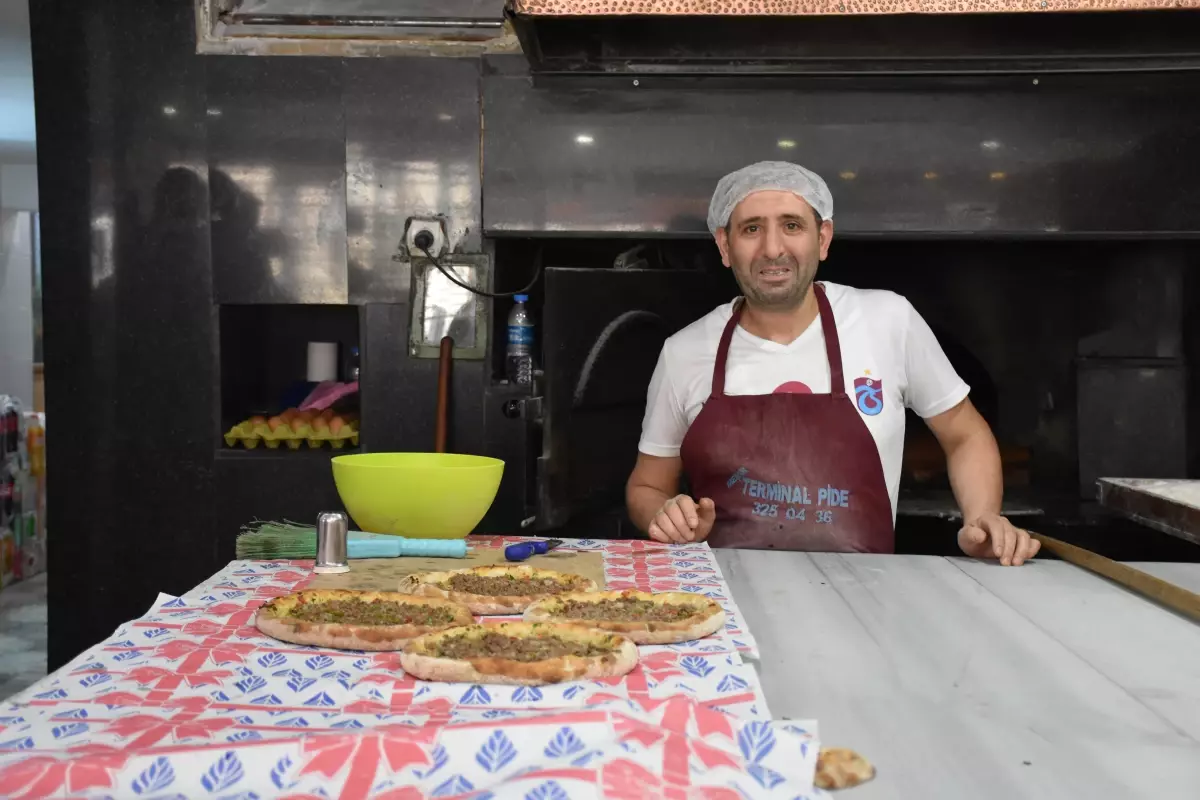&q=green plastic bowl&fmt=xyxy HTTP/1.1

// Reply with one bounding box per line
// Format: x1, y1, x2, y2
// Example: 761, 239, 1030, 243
331, 452, 505, 539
